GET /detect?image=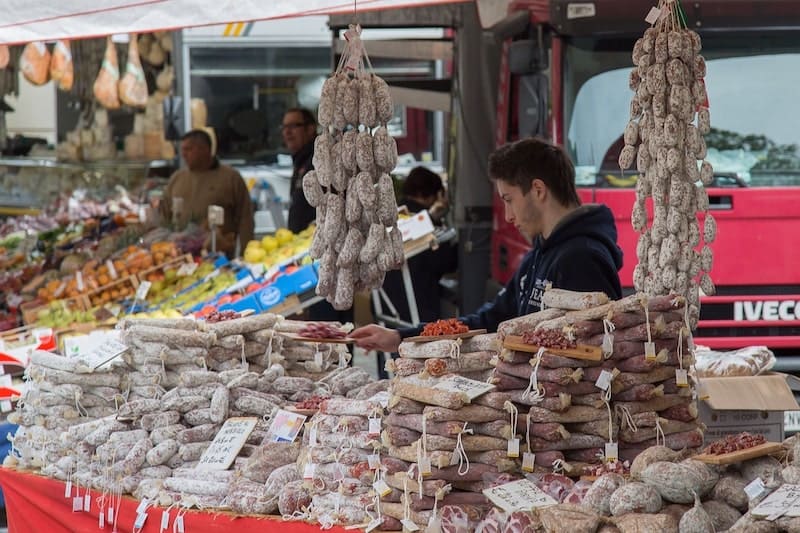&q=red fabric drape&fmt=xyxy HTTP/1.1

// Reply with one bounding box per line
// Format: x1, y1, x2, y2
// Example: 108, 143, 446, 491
0, 468, 355, 533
